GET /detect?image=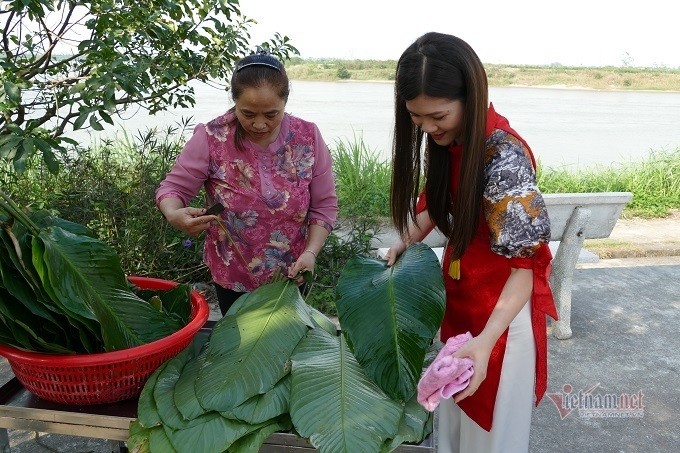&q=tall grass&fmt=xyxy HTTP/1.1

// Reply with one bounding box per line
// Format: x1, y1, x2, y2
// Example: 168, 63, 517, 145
330, 135, 392, 219
537, 150, 680, 217
332, 139, 679, 219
